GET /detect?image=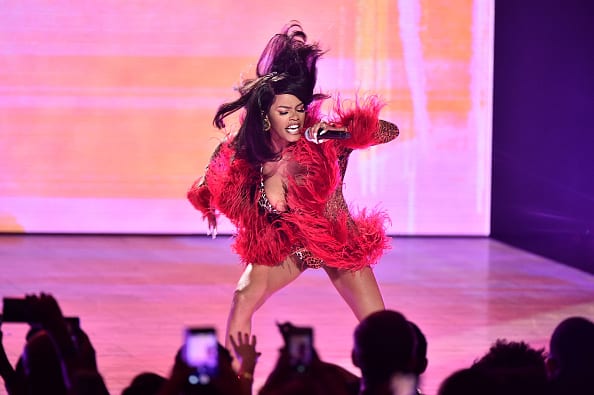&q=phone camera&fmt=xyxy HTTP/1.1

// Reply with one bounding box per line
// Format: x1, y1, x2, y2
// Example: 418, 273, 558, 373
188, 372, 211, 385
